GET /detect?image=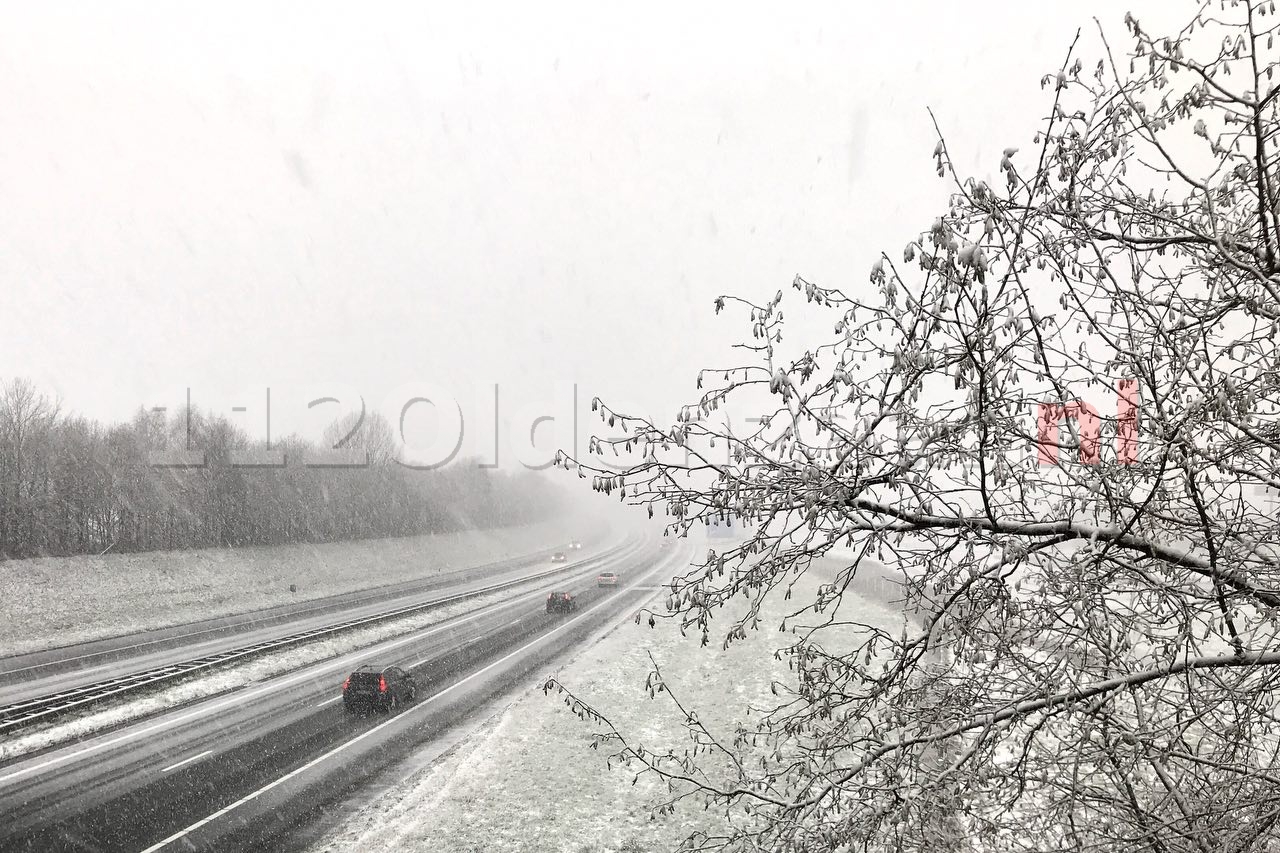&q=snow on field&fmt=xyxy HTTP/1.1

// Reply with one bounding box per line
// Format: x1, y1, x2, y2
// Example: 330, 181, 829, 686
0, 519, 576, 656
309, 570, 903, 853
